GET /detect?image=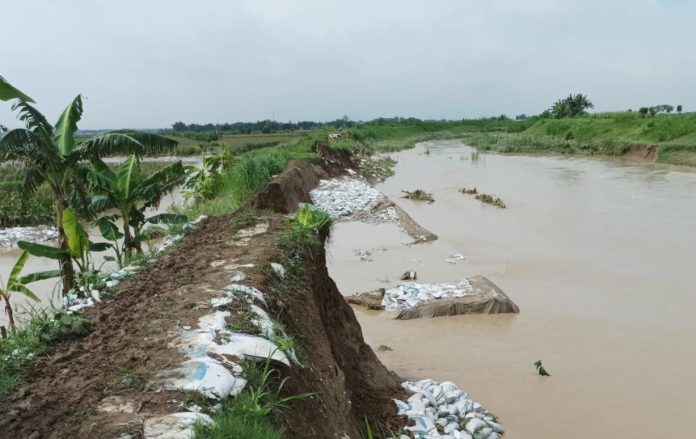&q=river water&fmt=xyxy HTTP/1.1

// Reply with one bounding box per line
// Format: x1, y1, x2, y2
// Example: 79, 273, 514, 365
327, 140, 696, 438
0, 157, 199, 327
